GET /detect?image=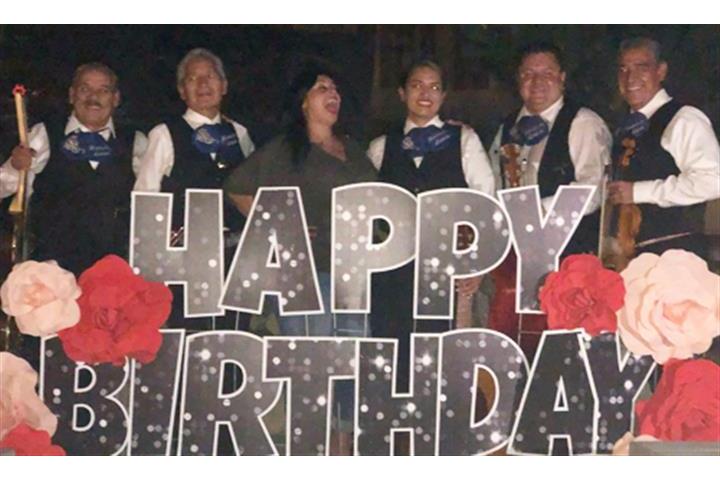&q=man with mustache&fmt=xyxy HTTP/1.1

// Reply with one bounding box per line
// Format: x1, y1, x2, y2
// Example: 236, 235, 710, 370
134, 48, 255, 332
608, 37, 720, 260
1, 62, 147, 275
